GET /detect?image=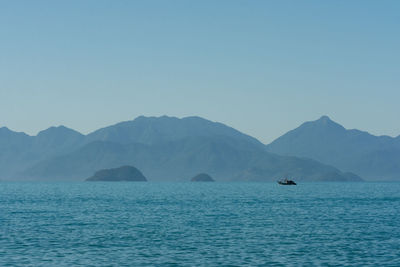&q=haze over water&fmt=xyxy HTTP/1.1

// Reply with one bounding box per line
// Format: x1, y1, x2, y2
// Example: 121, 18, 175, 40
1, 182, 399, 266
